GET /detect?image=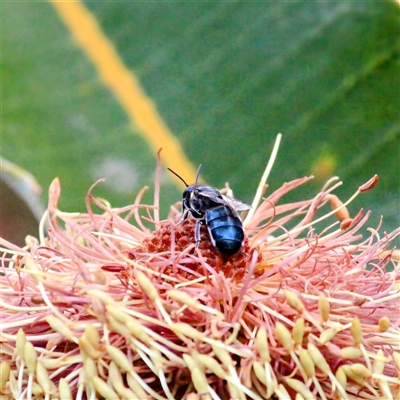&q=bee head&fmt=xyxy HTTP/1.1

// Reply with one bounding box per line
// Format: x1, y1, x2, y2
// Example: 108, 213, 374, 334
183, 185, 203, 218
168, 165, 204, 218
182, 186, 193, 208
